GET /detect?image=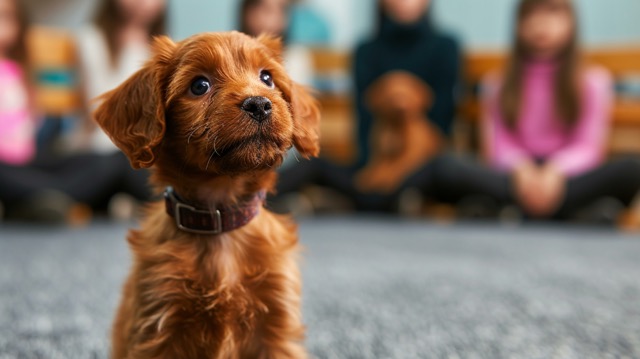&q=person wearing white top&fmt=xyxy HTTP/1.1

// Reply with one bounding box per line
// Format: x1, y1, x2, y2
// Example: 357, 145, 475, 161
76, 25, 150, 153
74, 0, 166, 154
70, 0, 167, 216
